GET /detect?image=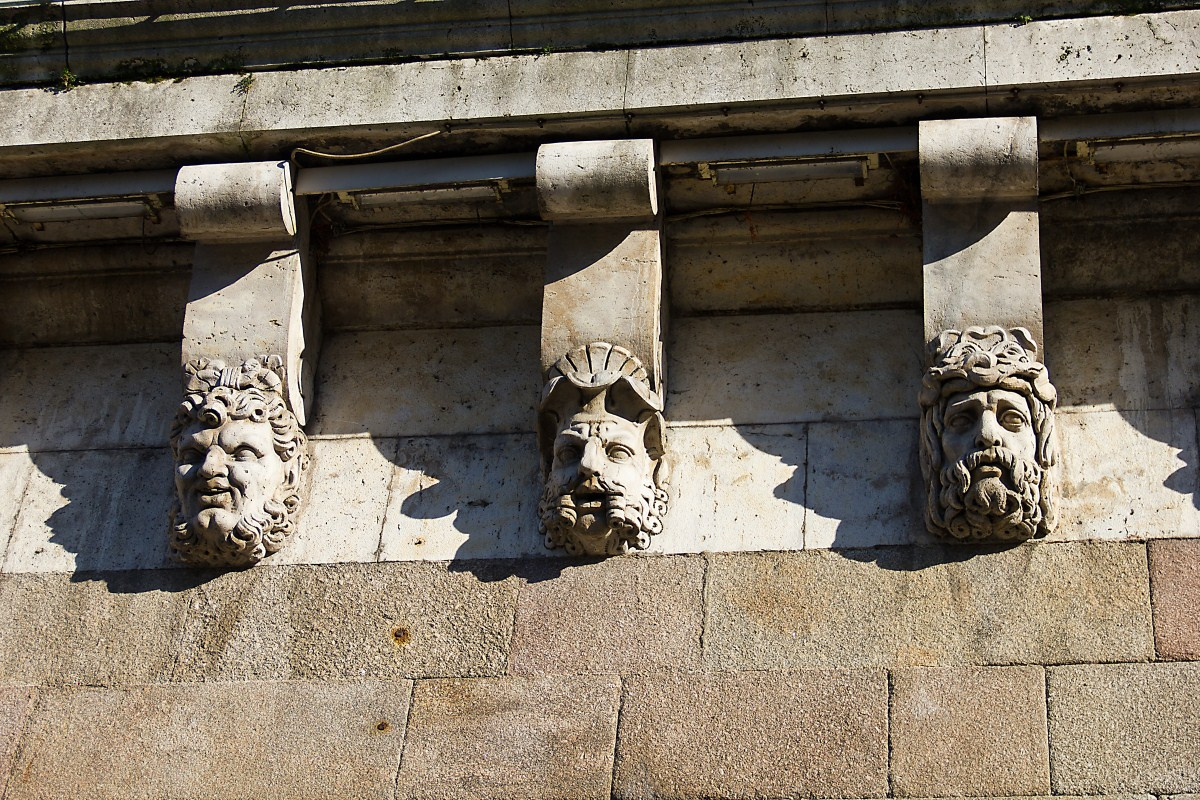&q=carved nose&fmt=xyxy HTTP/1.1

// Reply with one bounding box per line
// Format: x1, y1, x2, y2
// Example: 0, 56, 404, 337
197, 446, 227, 478
578, 440, 604, 478
976, 412, 1004, 448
